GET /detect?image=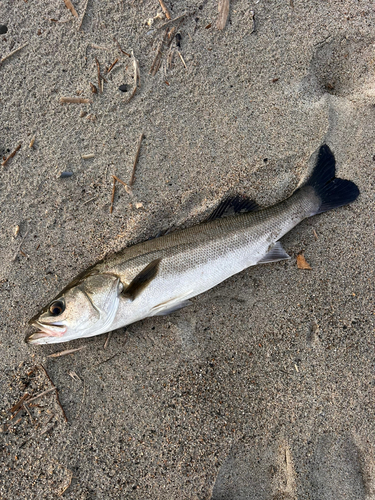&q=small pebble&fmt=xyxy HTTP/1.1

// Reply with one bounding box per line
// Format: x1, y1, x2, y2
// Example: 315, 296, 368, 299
119, 84, 128, 92
59, 171, 73, 178
13, 225, 20, 238
0, 25, 7, 35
